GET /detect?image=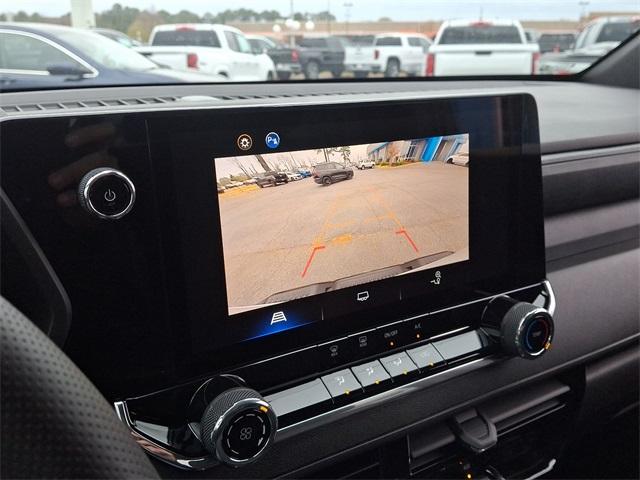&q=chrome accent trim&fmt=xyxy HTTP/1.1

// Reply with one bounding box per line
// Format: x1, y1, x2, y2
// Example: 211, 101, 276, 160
427, 325, 470, 341
114, 401, 220, 470
513, 306, 553, 359
80, 168, 136, 220
525, 458, 556, 480
541, 279, 556, 316
242, 343, 317, 368
0, 29, 99, 78
0, 68, 50, 76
